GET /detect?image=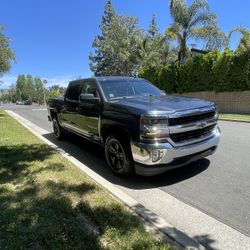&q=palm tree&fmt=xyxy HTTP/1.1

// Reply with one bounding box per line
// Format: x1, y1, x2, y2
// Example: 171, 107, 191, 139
166, 0, 227, 63
228, 27, 250, 52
